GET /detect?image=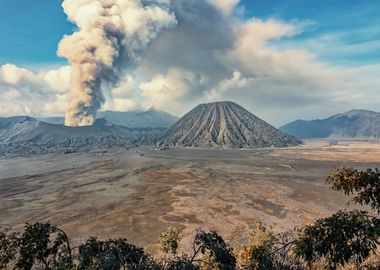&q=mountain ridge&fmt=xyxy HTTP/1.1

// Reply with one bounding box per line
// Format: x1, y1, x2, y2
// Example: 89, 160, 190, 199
156, 101, 301, 149
98, 109, 178, 128
36, 108, 179, 128
0, 116, 164, 157
280, 109, 380, 139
